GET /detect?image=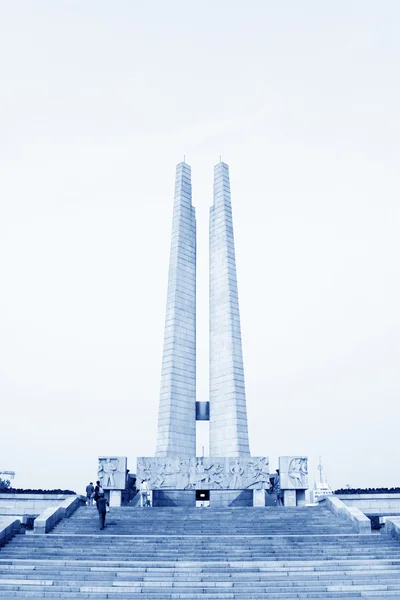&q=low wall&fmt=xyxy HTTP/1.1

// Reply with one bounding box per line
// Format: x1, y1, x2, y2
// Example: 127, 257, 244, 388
322, 496, 371, 533
0, 517, 21, 547
336, 494, 400, 517
0, 494, 69, 518
384, 517, 400, 541
33, 496, 84, 534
